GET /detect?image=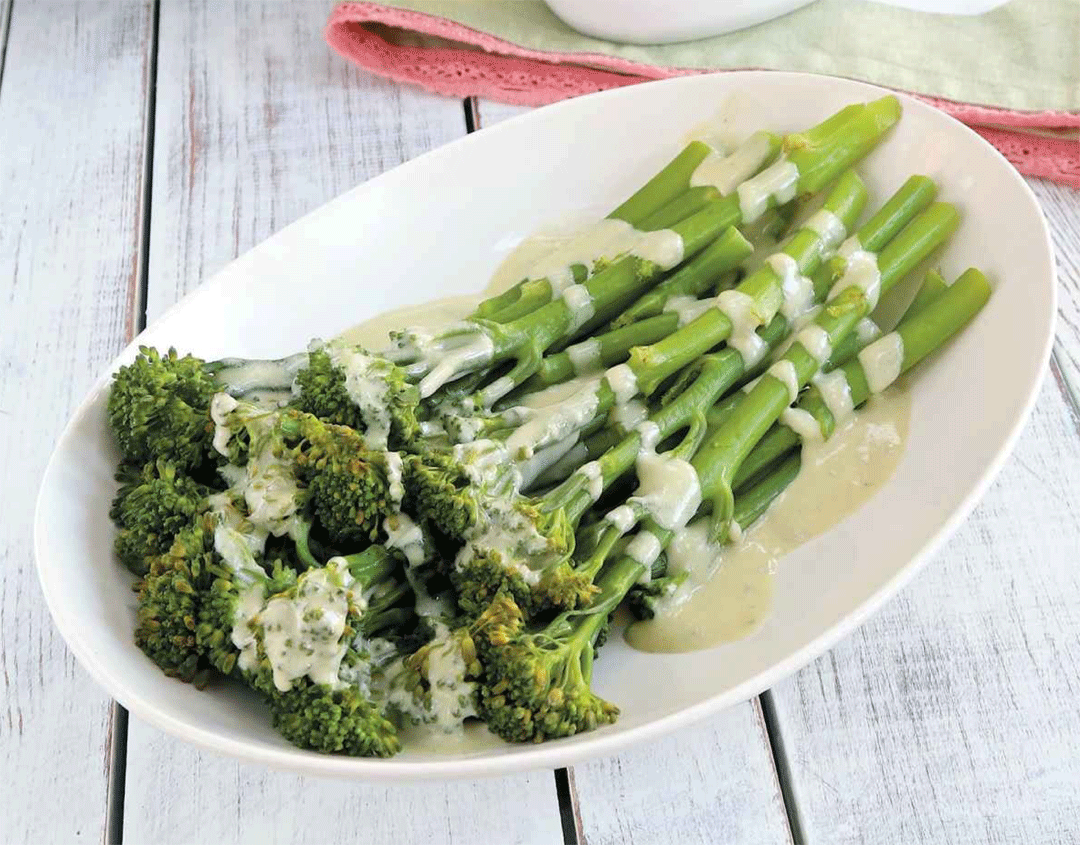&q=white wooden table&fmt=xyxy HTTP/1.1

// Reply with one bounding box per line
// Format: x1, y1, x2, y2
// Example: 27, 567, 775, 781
3, 4, 1078, 843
